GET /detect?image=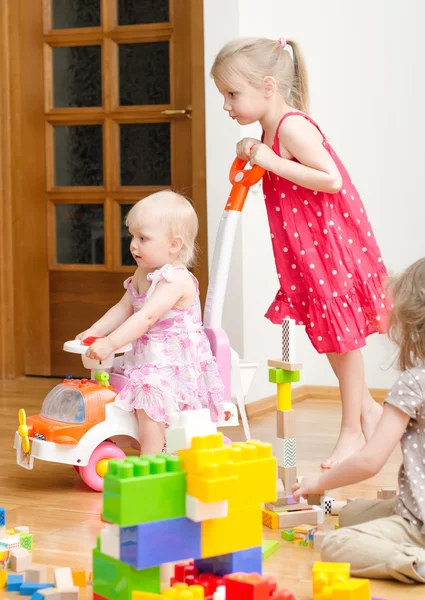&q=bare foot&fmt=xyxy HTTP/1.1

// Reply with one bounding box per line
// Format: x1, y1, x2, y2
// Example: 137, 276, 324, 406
321, 427, 365, 469
361, 400, 383, 441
